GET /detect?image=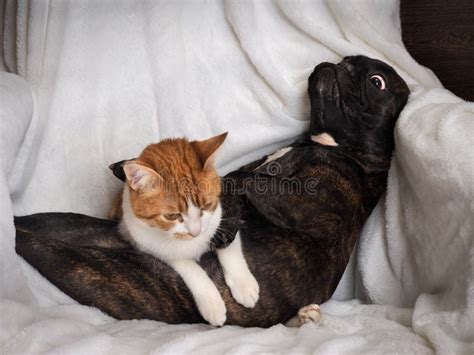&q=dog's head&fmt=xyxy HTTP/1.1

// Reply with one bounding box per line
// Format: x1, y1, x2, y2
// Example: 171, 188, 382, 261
308, 55, 409, 162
